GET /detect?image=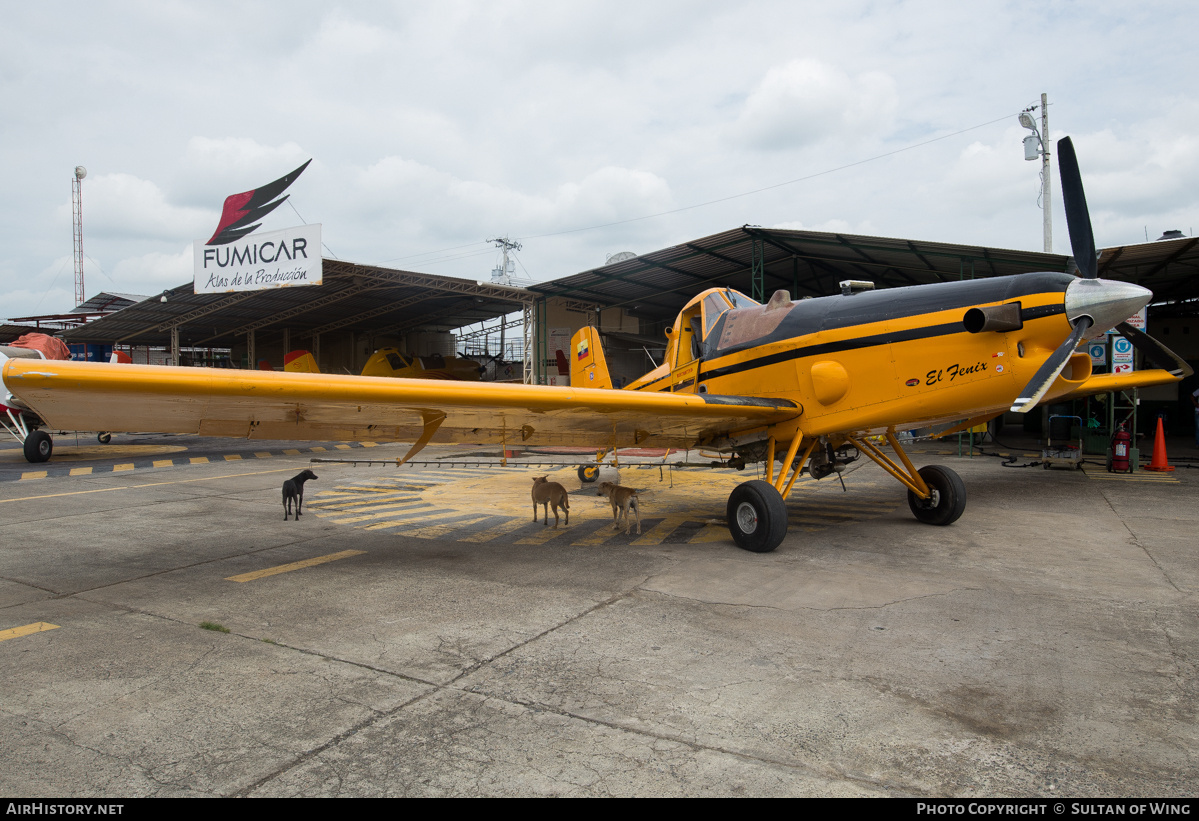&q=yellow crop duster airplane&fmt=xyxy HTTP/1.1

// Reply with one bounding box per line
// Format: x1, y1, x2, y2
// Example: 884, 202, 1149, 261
1, 139, 1190, 552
